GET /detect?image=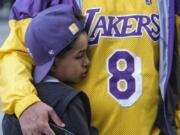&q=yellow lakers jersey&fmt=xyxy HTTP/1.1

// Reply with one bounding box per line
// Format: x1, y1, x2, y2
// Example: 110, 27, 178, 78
74, 0, 160, 135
